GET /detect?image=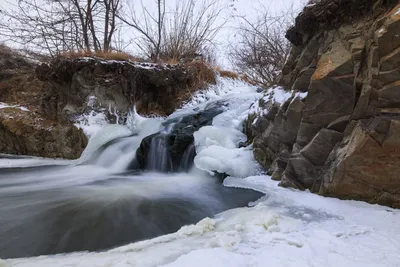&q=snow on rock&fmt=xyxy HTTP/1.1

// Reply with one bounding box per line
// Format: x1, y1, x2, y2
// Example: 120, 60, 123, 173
74, 111, 109, 137
192, 78, 262, 178
248, 86, 293, 118
180, 77, 260, 110
194, 145, 259, 178
0, 102, 29, 111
